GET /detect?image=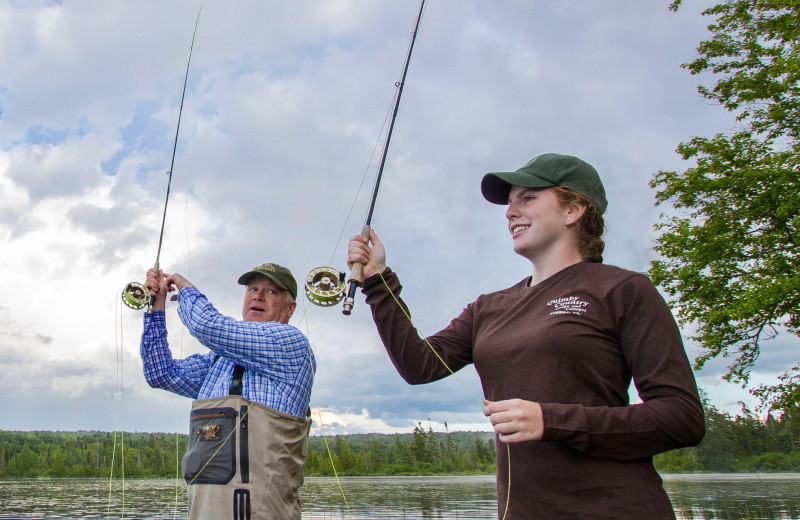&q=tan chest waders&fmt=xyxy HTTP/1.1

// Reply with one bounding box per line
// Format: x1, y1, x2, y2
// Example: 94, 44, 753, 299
182, 365, 312, 519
